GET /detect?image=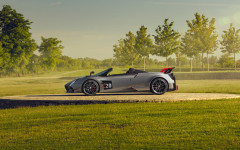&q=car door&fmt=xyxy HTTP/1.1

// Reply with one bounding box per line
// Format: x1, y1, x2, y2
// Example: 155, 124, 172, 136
103, 74, 134, 91
130, 73, 149, 90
